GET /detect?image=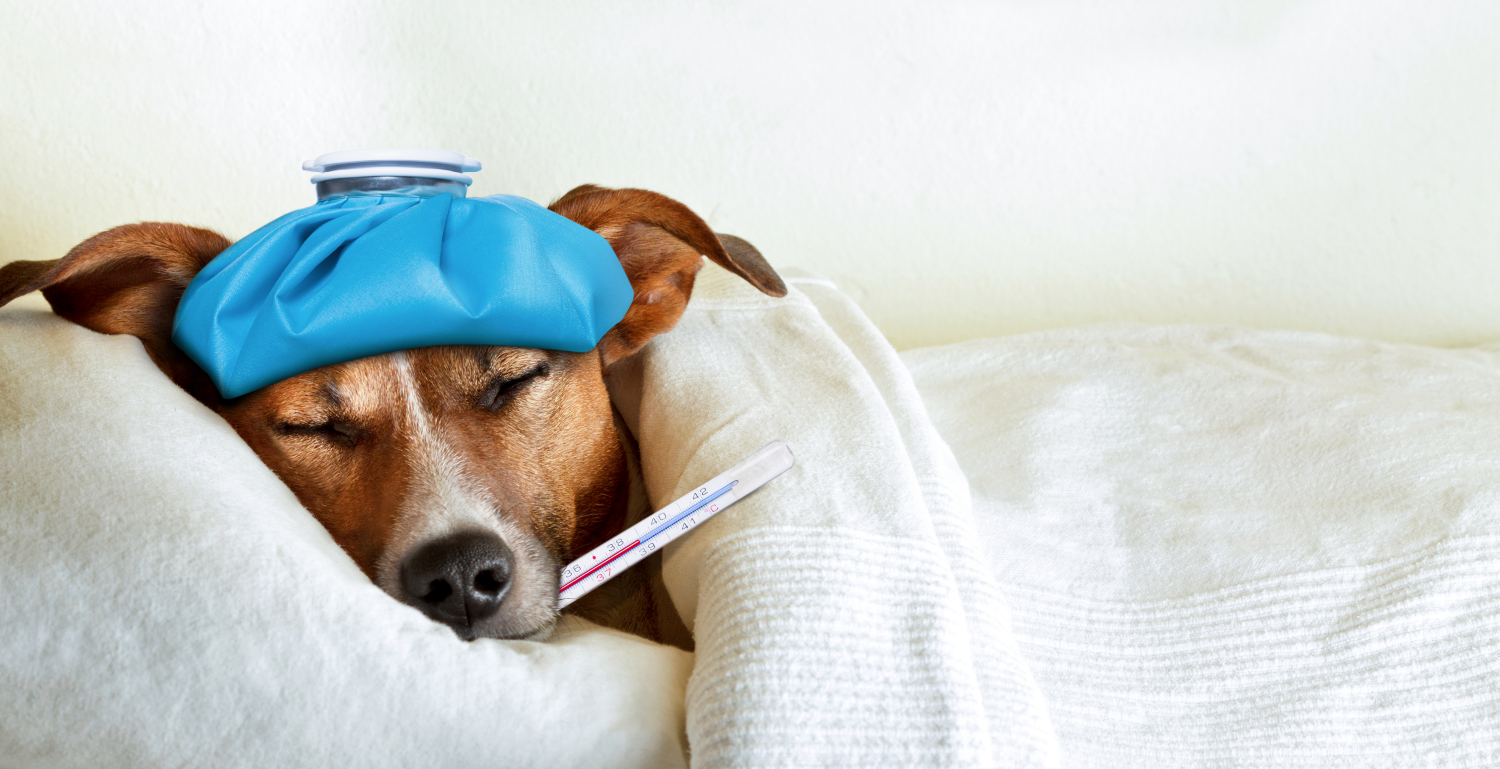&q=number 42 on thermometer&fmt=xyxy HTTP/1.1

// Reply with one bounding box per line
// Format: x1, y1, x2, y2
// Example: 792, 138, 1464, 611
557, 440, 795, 609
